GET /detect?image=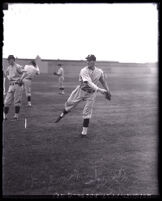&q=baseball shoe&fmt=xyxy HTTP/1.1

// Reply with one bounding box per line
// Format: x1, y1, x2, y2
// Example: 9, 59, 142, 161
81, 132, 87, 137
27, 102, 32, 107
55, 110, 68, 123
81, 134, 87, 137
55, 115, 63, 123
13, 114, 19, 120
59, 92, 64, 95
3, 113, 7, 120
